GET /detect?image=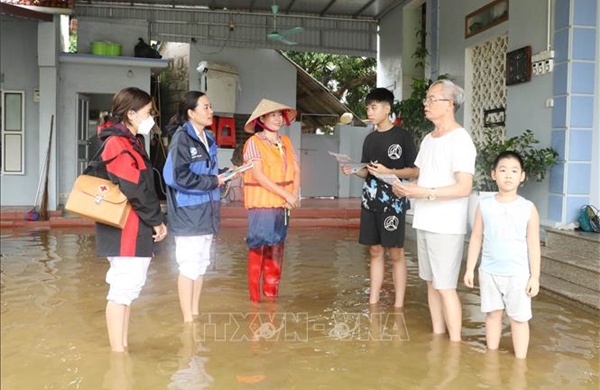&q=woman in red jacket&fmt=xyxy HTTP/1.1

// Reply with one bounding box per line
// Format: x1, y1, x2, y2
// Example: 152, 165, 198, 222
95, 87, 167, 352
